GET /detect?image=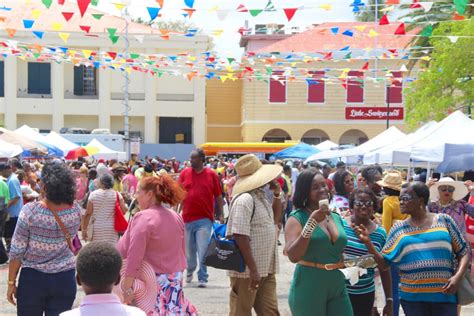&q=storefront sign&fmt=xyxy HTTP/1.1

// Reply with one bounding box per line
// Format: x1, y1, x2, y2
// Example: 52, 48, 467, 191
345, 107, 404, 120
